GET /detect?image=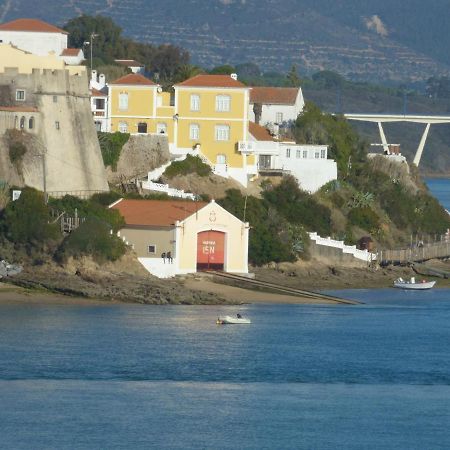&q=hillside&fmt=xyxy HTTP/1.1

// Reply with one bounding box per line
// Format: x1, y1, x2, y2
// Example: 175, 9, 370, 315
2, 0, 450, 82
